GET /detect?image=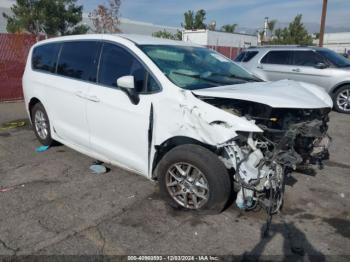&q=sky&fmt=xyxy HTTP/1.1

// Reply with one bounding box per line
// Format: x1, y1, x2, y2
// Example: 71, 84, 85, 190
1, 0, 349, 32
77, 0, 350, 31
